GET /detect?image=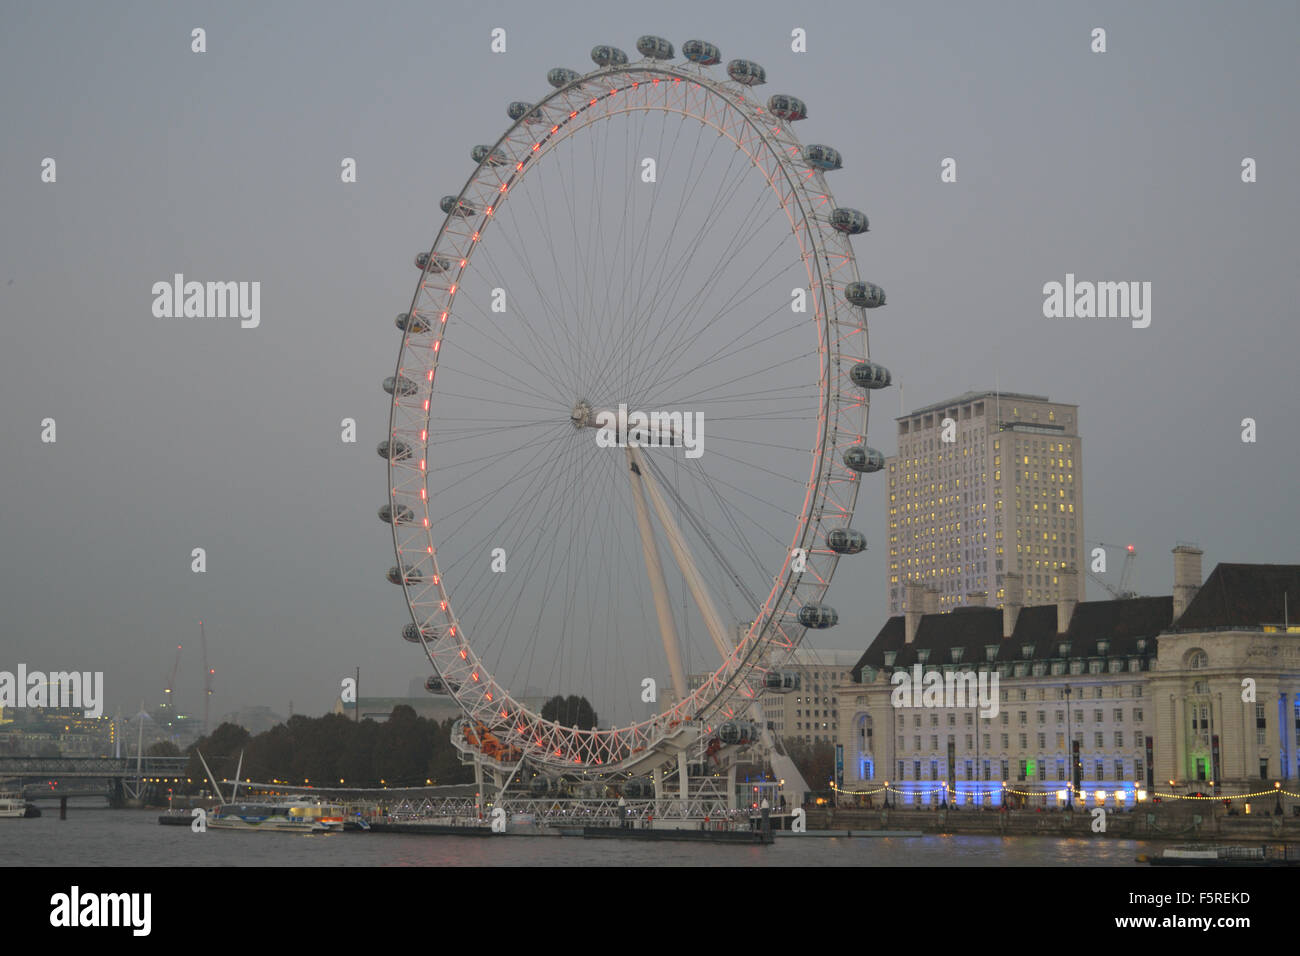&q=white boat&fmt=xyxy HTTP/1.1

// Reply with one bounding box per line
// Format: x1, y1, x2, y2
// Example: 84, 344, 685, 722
0, 791, 37, 818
